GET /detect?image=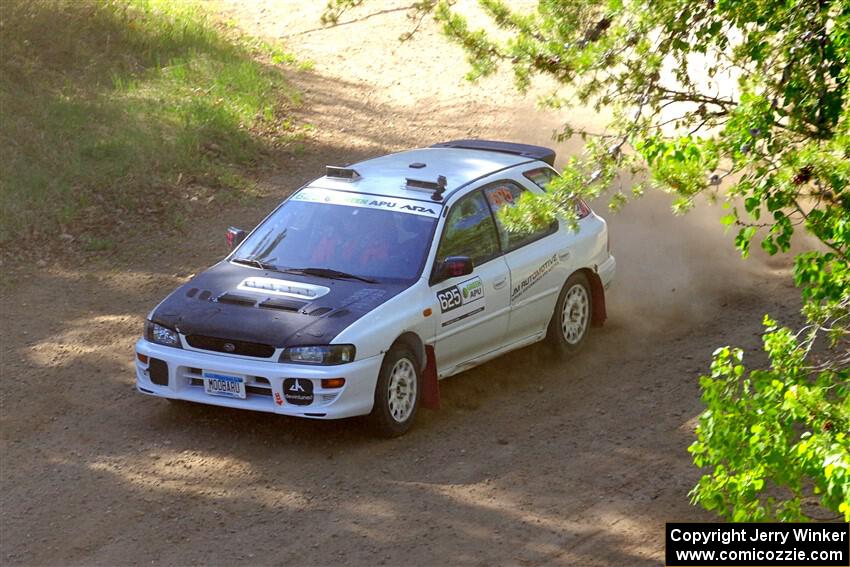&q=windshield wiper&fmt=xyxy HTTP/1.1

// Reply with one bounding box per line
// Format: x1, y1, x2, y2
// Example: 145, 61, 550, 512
283, 267, 377, 284
232, 257, 279, 271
